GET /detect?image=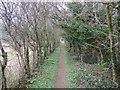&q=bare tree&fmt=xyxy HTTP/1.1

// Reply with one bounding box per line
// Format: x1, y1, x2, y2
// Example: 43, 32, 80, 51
0, 40, 8, 89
